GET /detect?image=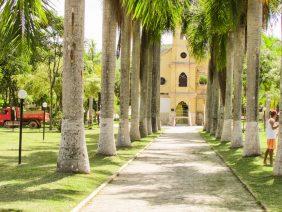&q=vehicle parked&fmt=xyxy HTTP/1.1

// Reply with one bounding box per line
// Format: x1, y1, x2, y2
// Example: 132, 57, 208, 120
0, 107, 49, 128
